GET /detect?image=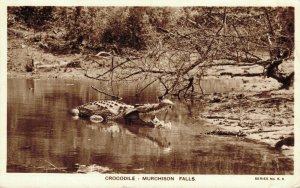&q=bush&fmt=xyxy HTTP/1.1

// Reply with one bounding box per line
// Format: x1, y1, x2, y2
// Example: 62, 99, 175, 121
101, 7, 149, 50
12, 6, 54, 30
